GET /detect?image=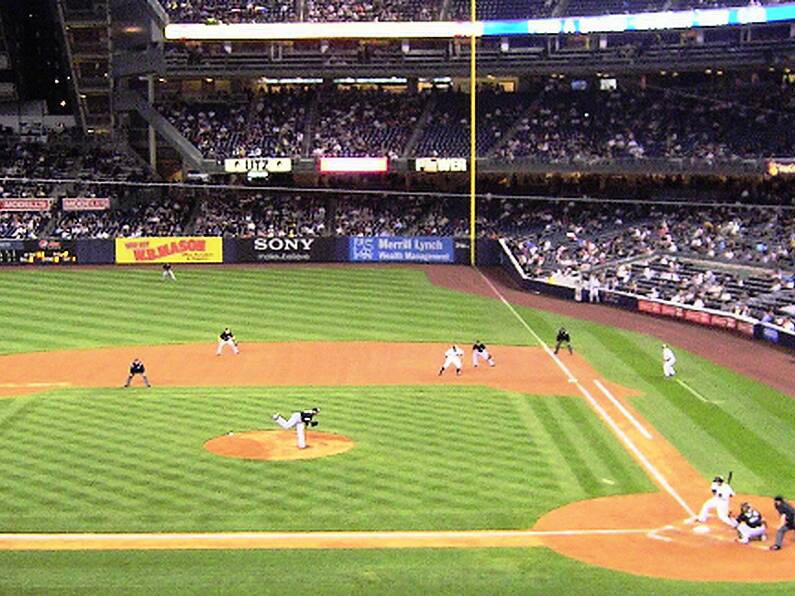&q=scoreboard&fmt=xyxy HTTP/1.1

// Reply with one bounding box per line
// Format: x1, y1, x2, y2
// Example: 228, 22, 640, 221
0, 240, 77, 265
